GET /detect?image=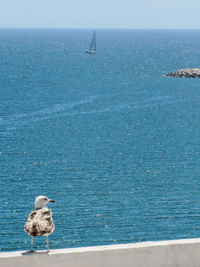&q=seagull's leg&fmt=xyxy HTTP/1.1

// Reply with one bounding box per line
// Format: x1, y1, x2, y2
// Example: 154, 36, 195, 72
46, 236, 49, 252
30, 236, 34, 252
